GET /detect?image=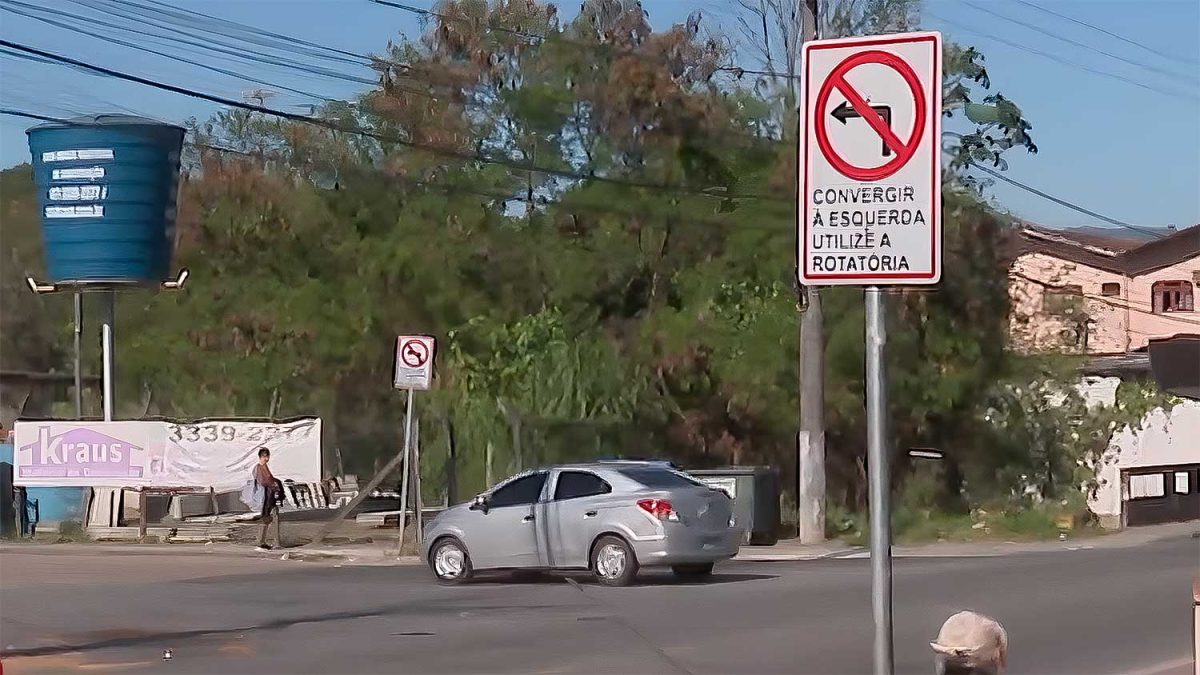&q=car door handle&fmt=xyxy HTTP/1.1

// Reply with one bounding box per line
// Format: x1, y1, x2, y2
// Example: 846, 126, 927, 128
522, 514, 535, 523
584, 511, 597, 518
